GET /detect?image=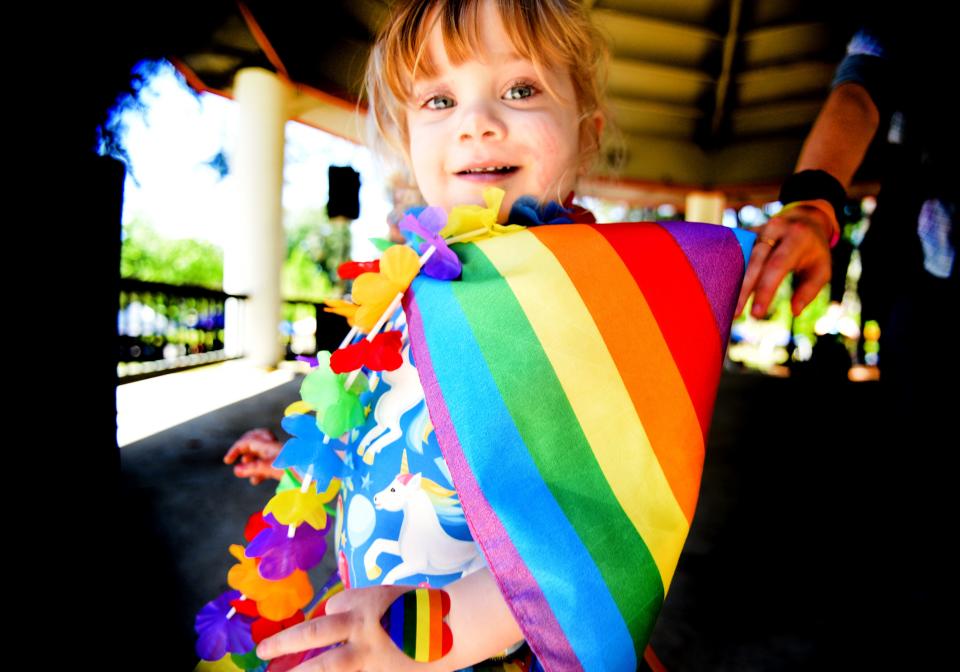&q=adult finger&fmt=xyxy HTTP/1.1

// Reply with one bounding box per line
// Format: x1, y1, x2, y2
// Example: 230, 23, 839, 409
738, 219, 791, 317
748, 236, 802, 318
789, 258, 832, 316
736, 236, 776, 316
257, 613, 354, 660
